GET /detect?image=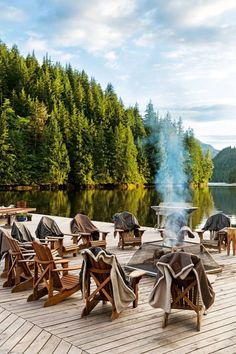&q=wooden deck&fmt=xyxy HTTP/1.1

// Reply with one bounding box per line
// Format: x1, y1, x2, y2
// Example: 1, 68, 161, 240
0, 216, 236, 353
